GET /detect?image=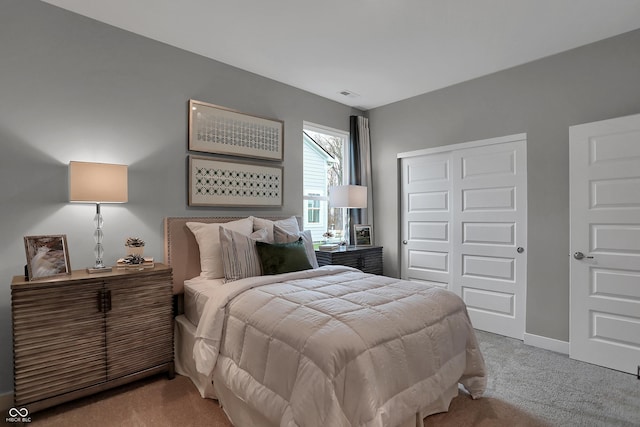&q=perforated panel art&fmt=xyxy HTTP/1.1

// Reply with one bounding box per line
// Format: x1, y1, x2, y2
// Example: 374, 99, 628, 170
189, 156, 282, 207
